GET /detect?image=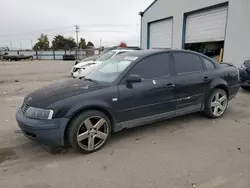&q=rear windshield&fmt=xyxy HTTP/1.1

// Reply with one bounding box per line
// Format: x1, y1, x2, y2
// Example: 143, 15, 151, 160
96, 51, 116, 61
